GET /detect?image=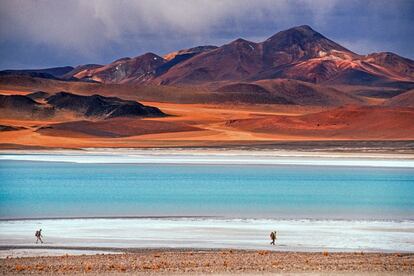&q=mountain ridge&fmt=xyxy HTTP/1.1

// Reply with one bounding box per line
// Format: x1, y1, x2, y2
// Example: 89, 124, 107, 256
1, 25, 413, 88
